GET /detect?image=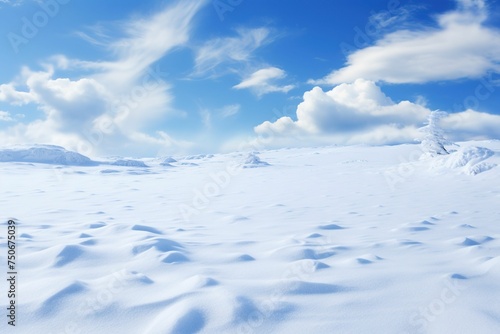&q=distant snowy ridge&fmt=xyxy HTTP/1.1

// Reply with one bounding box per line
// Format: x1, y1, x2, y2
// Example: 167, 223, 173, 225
0, 145, 97, 166
0, 145, 158, 167
1, 143, 497, 175
111, 159, 149, 168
